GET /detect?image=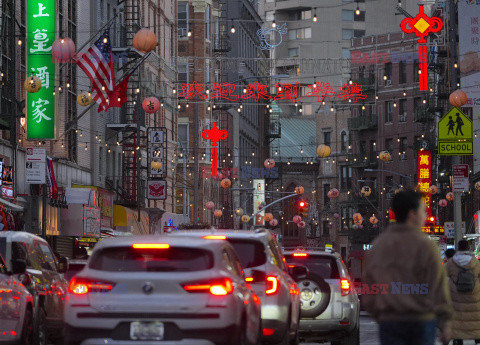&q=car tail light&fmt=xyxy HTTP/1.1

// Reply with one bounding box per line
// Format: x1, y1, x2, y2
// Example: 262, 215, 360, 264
341, 279, 350, 296
245, 277, 254, 282
183, 278, 233, 296
68, 277, 115, 295
132, 243, 170, 249
263, 328, 275, 336
202, 235, 227, 240
293, 252, 308, 257
266, 276, 279, 295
